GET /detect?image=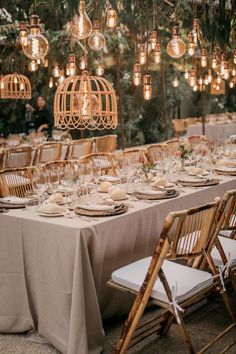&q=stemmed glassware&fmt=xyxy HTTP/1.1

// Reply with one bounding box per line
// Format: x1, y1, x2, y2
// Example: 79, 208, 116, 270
32, 169, 49, 205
